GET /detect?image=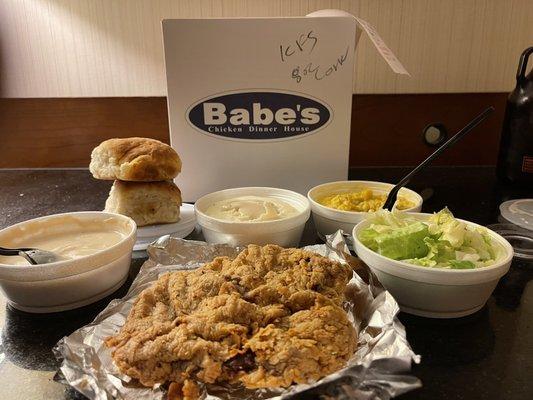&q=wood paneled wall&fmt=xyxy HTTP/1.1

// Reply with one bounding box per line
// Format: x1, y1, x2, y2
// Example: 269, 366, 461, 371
0, 93, 507, 168
0, 0, 531, 98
